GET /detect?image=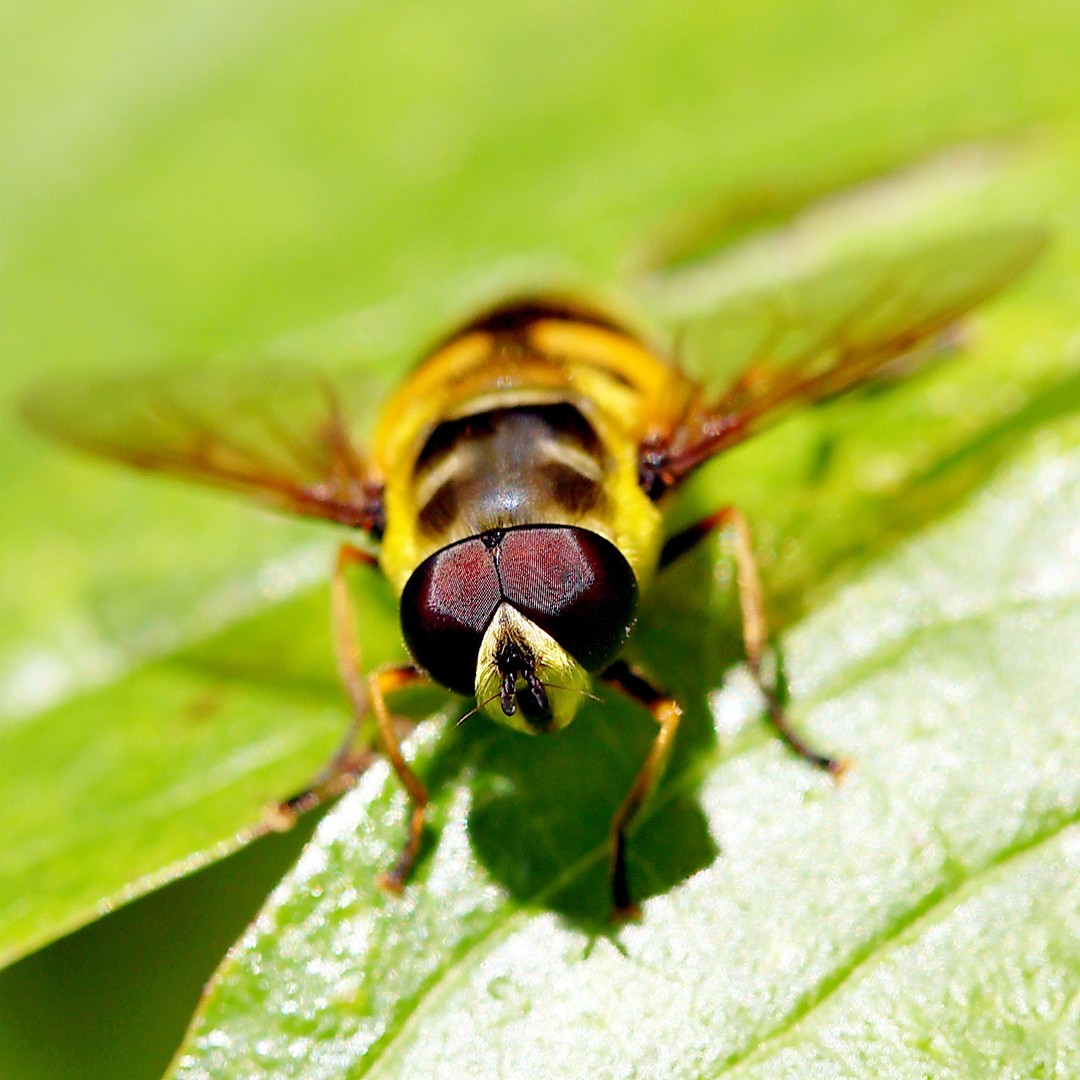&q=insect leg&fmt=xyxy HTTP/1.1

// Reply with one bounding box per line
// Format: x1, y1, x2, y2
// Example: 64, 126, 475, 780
327, 542, 381, 771
698, 506, 846, 776
659, 506, 736, 568
330, 543, 430, 890
276, 543, 430, 889
602, 661, 683, 921
278, 543, 383, 816
369, 663, 429, 893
